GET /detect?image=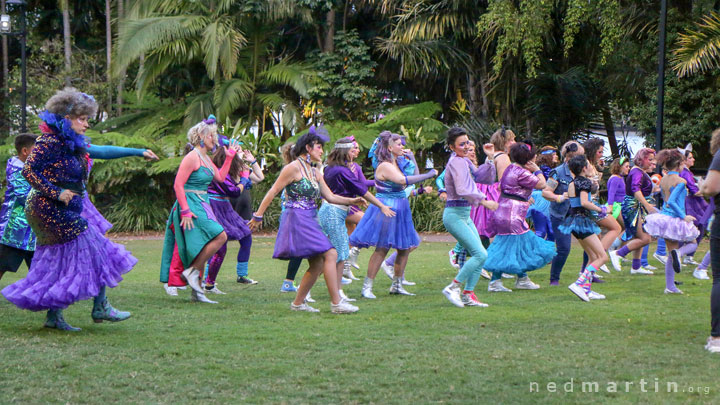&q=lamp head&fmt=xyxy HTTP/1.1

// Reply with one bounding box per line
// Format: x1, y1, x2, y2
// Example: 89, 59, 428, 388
0, 15, 10, 33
